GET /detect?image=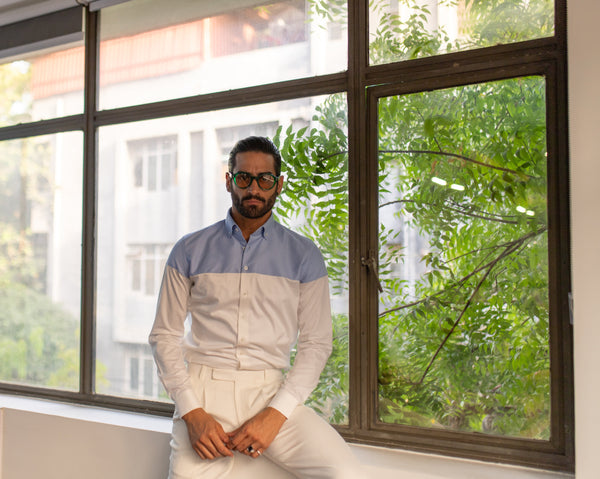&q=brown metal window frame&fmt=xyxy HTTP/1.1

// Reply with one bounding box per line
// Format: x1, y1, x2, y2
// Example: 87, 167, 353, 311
345, 0, 572, 472
0, 0, 572, 472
